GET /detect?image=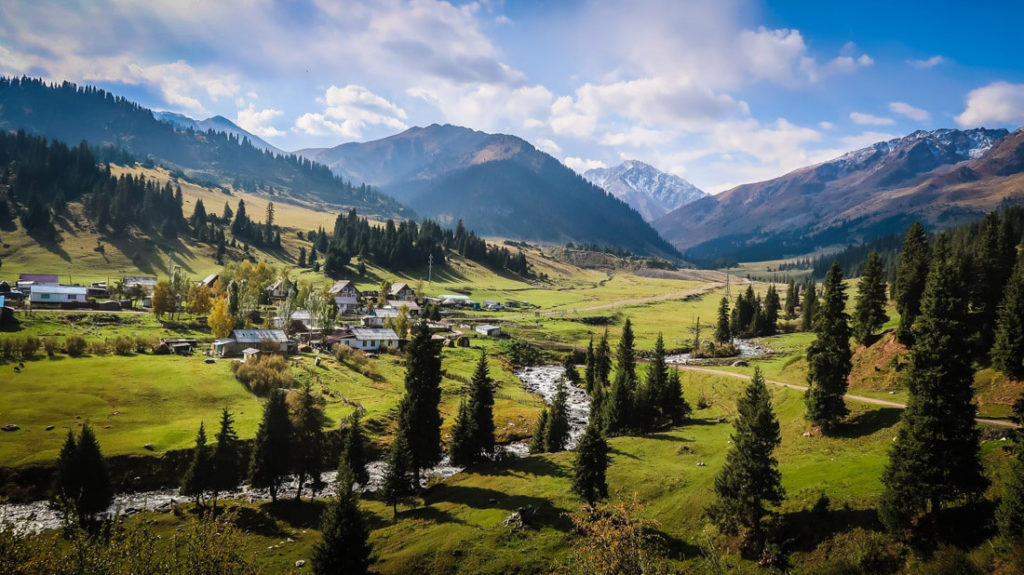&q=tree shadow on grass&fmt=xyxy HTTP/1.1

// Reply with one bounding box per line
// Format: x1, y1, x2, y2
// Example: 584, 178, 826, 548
227, 504, 293, 539
397, 503, 469, 527
473, 455, 568, 479
832, 408, 902, 439
640, 432, 694, 442
425, 485, 571, 531
685, 417, 728, 427
650, 527, 702, 562
608, 446, 639, 461
260, 498, 326, 530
